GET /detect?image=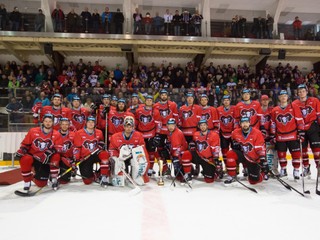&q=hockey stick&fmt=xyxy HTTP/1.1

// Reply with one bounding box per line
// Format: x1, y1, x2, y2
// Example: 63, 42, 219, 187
14, 186, 45, 197
299, 140, 310, 194
158, 159, 164, 186
270, 171, 306, 197
120, 167, 141, 195
316, 163, 320, 195
233, 177, 258, 193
